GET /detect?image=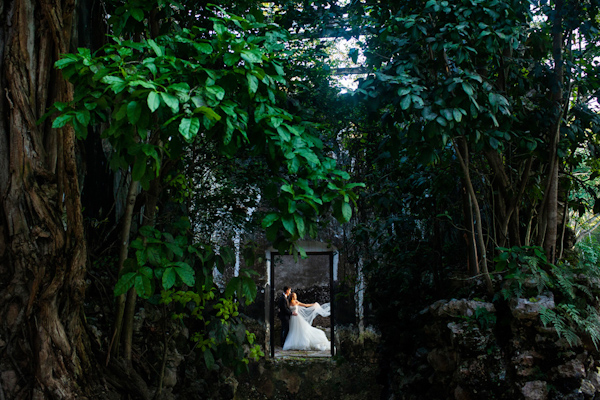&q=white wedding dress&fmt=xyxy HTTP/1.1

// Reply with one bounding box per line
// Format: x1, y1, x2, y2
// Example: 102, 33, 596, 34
283, 303, 331, 351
